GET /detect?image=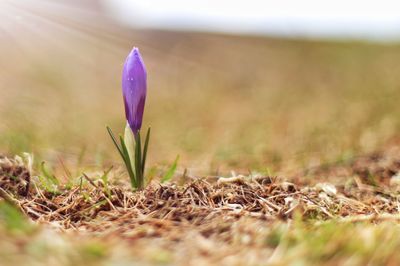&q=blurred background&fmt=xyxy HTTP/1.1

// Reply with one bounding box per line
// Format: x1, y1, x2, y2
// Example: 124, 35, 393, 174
1, 0, 400, 176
